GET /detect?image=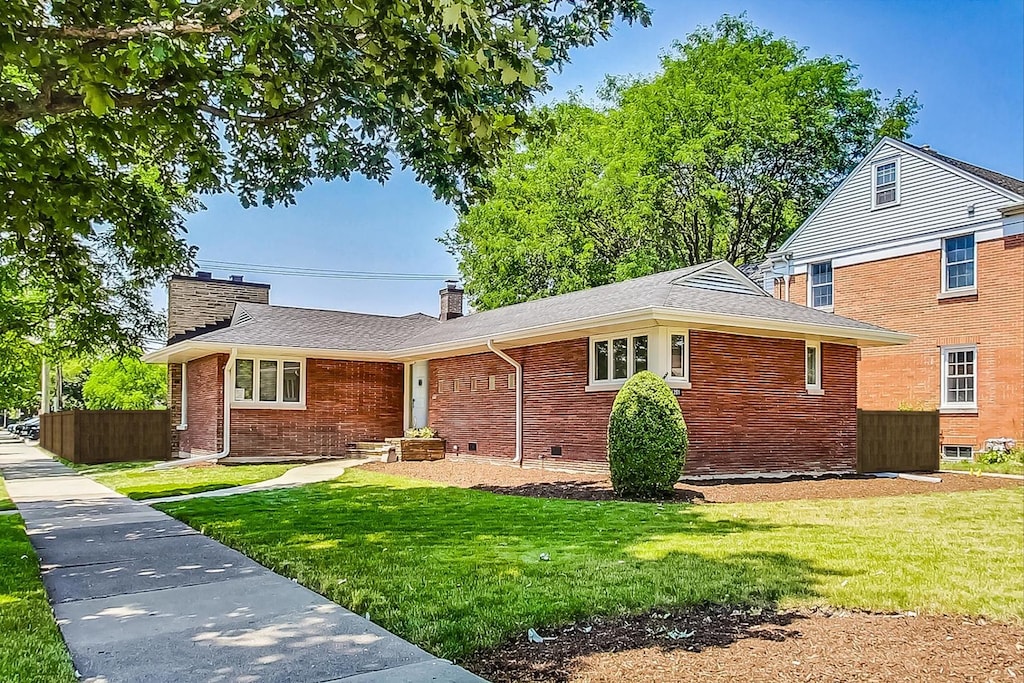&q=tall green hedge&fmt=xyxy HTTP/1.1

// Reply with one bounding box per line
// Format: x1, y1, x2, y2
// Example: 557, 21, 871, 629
607, 371, 688, 498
